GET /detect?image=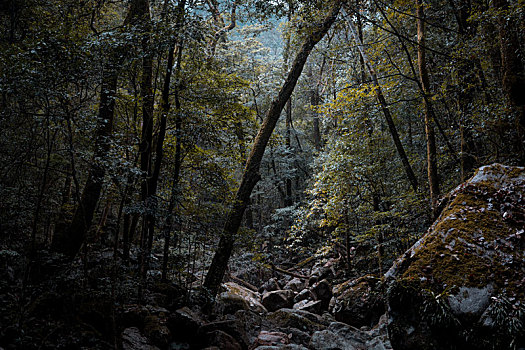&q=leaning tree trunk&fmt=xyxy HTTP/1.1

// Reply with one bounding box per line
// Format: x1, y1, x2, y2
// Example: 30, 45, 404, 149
203, 0, 343, 299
